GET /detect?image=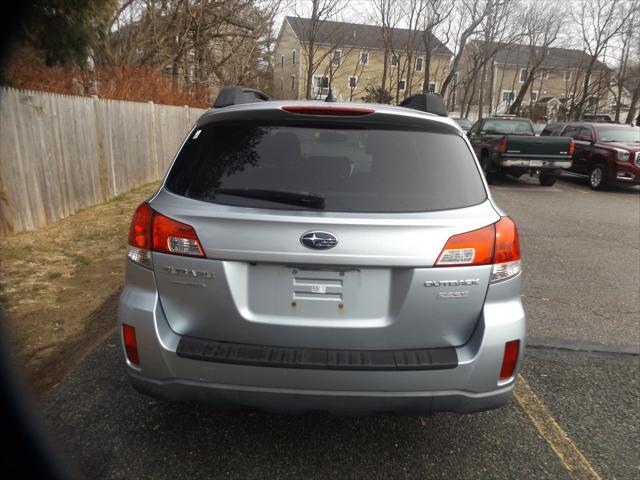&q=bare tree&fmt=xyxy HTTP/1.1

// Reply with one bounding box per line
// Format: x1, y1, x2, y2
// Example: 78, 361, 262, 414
289, 0, 345, 99
371, 0, 402, 94
420, 0, 454, 93
608, 1, 639, 122
440, 0, 502, 99
476, 0, 519, 117
100, 0, 281, 98
401, 0, 427, 99
507, 0, 562, 114
624, 68, 640, 123
573, 0, 629, 119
